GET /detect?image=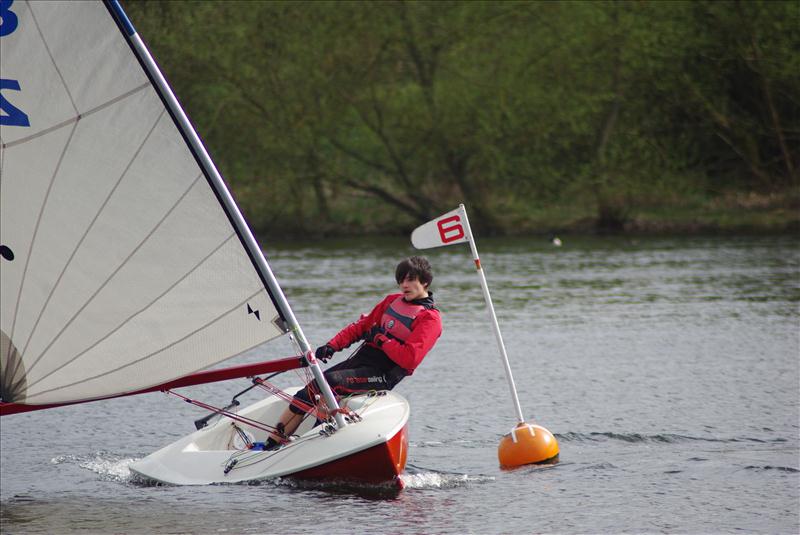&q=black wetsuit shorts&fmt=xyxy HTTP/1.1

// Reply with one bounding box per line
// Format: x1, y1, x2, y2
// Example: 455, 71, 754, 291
289, 344, 408, 415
